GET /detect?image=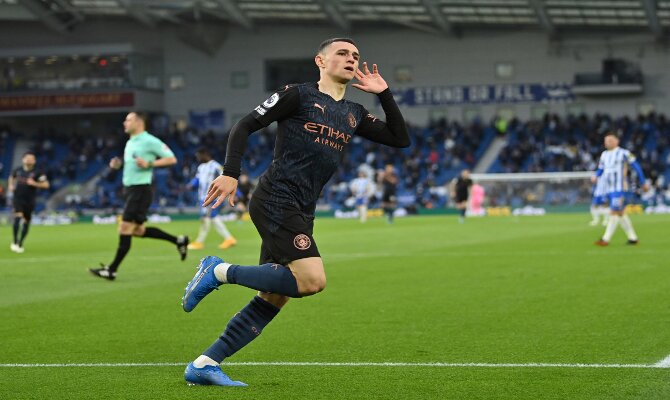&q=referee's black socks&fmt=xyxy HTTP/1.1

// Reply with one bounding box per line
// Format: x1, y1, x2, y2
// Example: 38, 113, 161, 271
108, 234, 131, 272
142, 227, 178, 244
